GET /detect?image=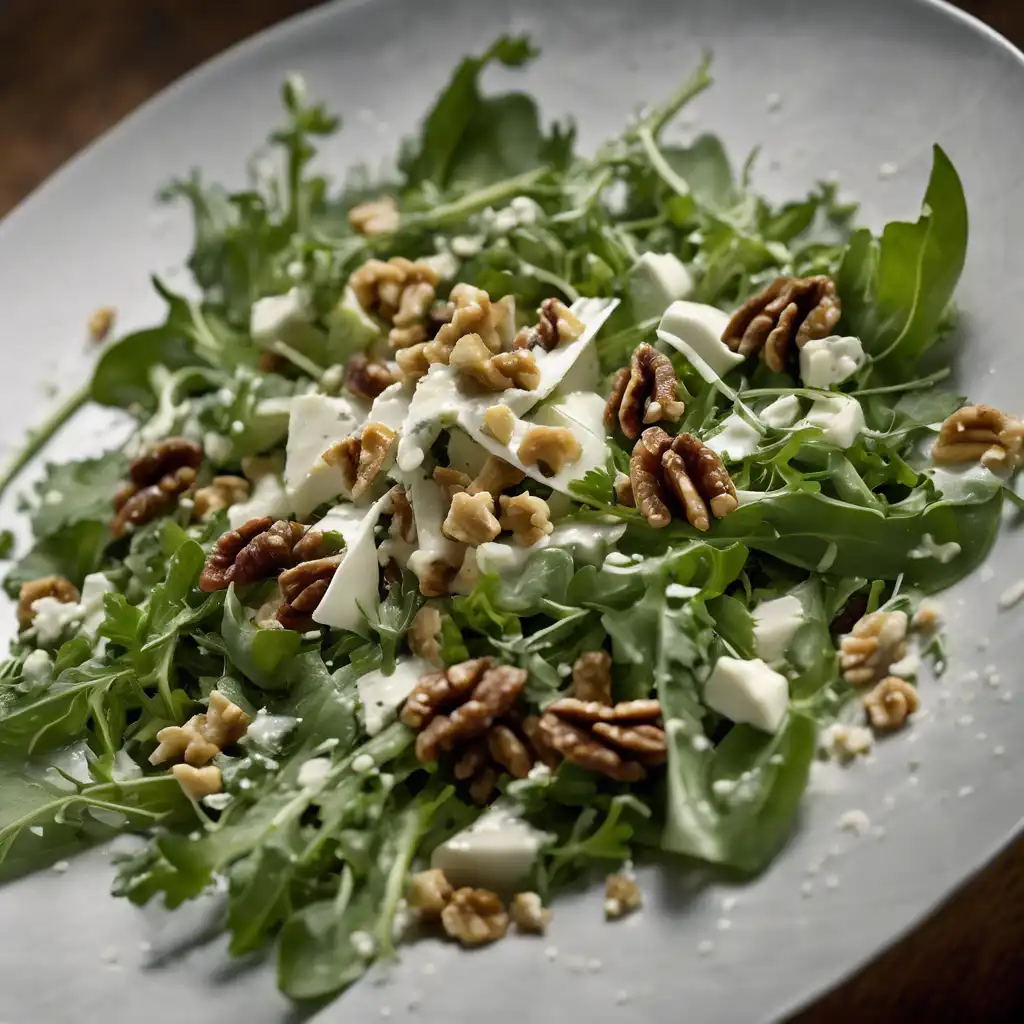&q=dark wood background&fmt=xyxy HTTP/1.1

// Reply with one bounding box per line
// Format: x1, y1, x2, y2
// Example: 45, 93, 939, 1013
1, 1, 1022, 1020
